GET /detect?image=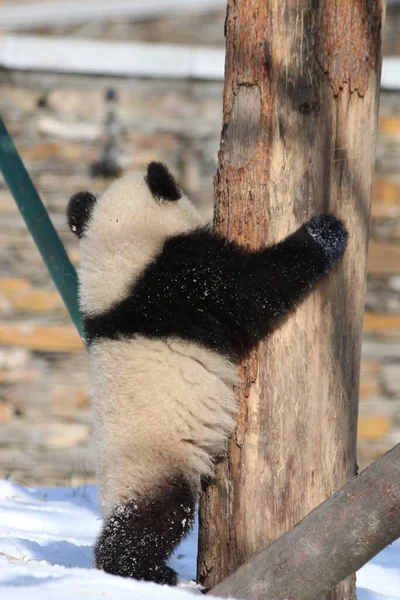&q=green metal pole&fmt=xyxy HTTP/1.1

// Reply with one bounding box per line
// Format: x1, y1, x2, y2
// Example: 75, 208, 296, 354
0, 116, 84, 341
